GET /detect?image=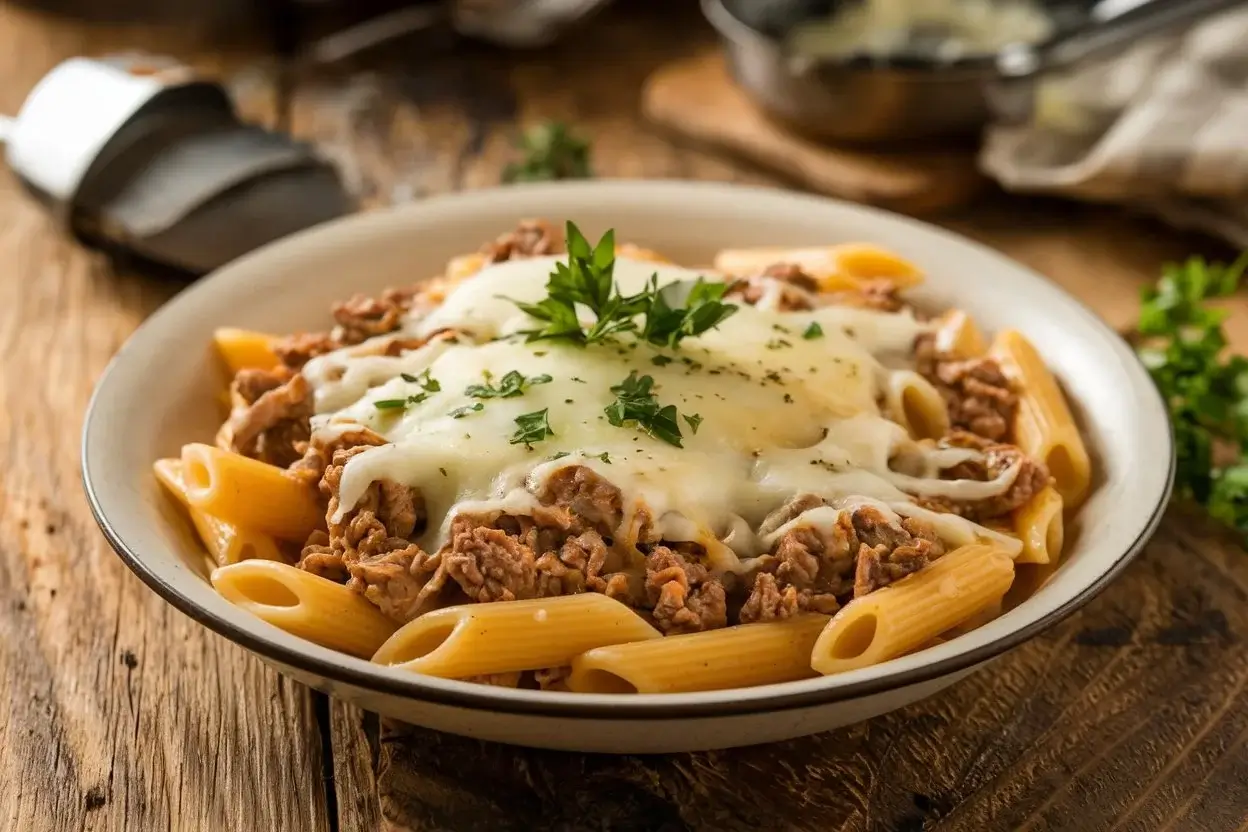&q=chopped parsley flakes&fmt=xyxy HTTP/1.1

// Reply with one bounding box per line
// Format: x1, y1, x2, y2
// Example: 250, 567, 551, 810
803, 322, 824, 340
466, 369, 553, 399
510, 408, 554, 447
